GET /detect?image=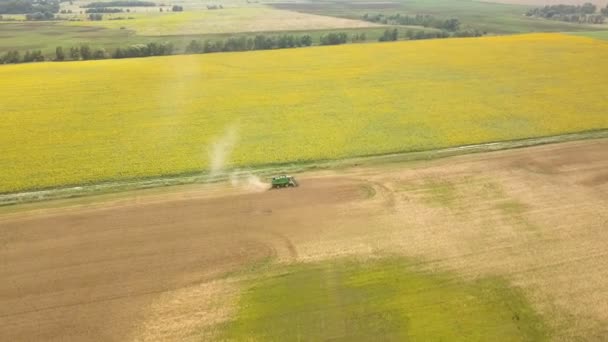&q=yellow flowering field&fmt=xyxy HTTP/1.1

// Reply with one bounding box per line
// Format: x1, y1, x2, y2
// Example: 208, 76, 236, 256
1, 33, 607, 193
